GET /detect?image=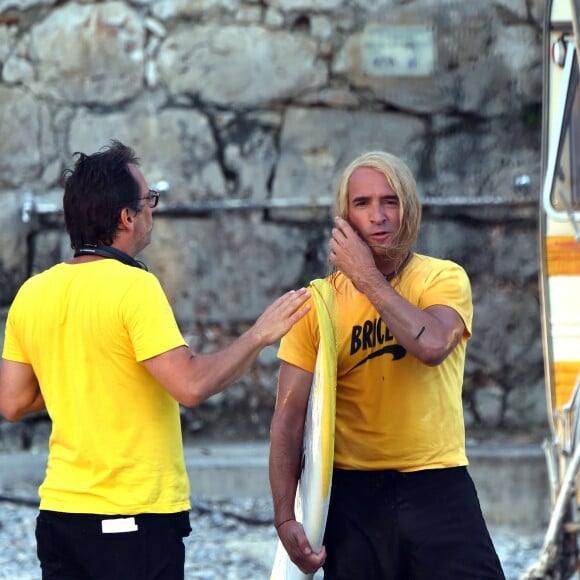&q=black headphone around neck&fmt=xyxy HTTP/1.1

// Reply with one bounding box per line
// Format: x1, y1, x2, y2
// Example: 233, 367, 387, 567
74, 245, 148, 271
